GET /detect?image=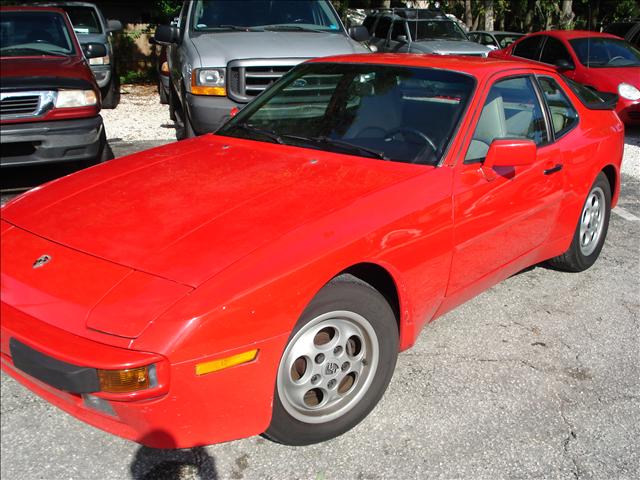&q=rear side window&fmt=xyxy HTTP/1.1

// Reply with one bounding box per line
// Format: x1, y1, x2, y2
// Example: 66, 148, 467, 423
540, 37, 574, 67
465, 76, 548, 162
374, 16, 391, 39
513, 35, 543, 60
538, 77, 579, 138
563, 77, 617, 110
